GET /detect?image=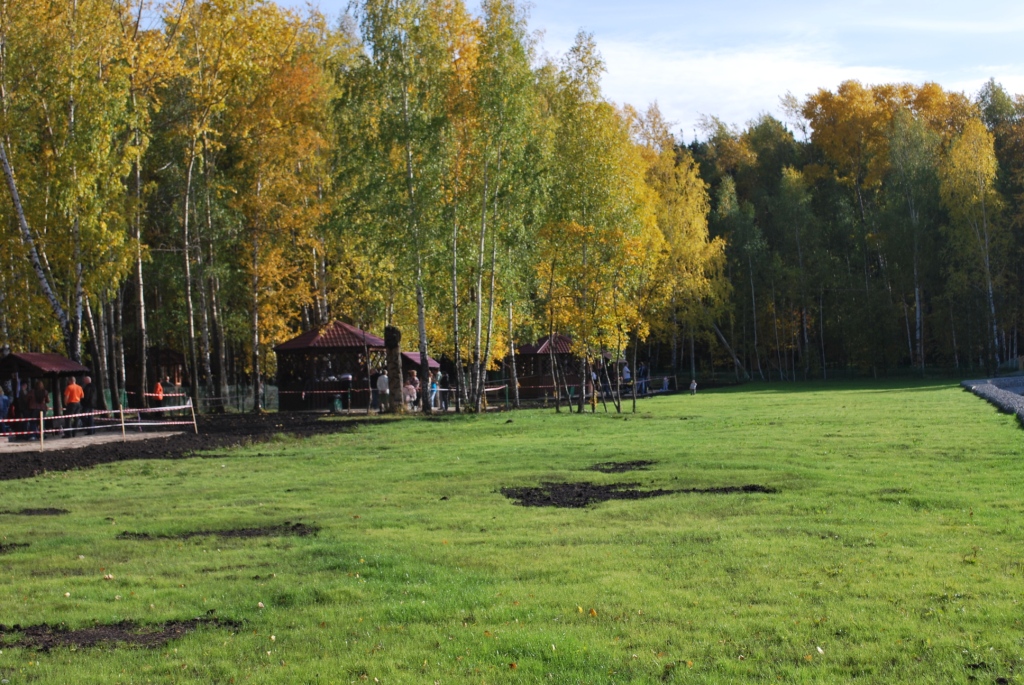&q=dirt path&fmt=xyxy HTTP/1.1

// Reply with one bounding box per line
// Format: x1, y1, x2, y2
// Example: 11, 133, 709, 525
0, 413, 365, 482
0, 431, 182, 454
